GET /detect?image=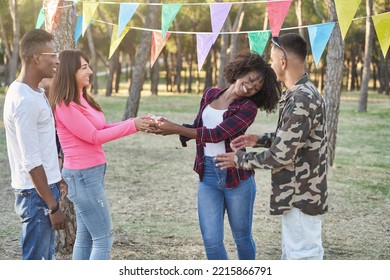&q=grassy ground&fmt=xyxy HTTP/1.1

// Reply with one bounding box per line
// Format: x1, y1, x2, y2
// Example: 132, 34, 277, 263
0, 90, 389, 260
